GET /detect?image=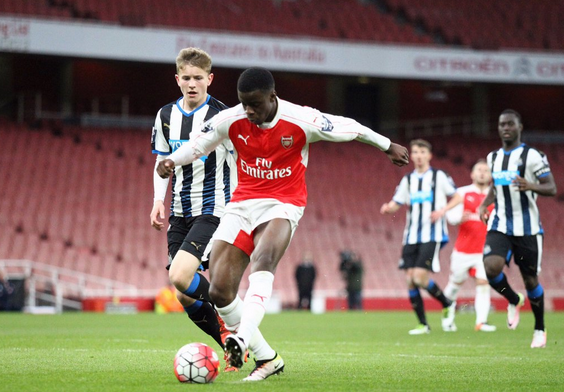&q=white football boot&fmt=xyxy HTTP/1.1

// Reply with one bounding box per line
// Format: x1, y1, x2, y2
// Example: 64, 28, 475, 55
243, 353, 285, 381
